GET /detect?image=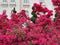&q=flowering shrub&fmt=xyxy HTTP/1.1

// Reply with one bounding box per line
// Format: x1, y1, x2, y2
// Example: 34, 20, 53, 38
0, 0, 60, 45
